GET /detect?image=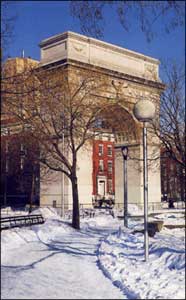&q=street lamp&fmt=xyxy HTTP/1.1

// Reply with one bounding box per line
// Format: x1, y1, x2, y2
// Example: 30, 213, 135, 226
133, 99, 156, 262
4, 140, 9, 207
61, 112, 65, 218
121, 145, 129, 228
20, 143, 27, 203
